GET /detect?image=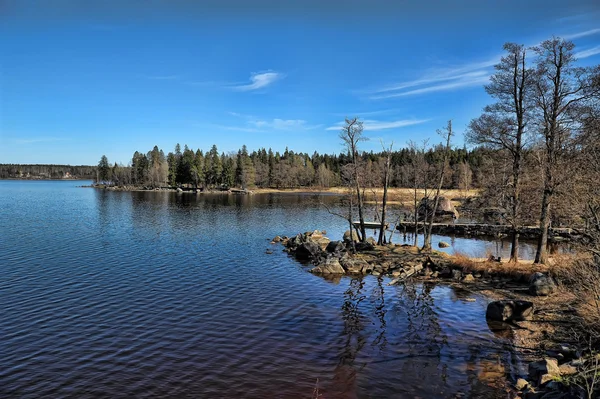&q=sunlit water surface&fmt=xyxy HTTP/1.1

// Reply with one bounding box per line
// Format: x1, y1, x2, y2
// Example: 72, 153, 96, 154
0, 181, 522, 398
